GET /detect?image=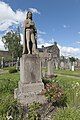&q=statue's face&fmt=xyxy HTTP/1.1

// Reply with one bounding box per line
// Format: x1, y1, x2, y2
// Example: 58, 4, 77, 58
27, 12, 32, 19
